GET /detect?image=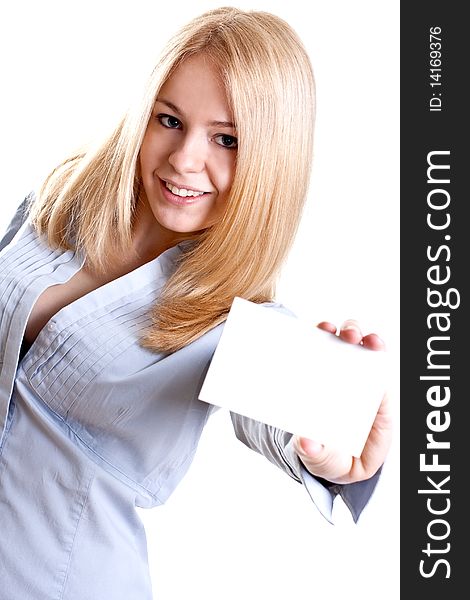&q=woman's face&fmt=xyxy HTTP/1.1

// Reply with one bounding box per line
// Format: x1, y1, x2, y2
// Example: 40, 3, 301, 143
139, 54, 237, 239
